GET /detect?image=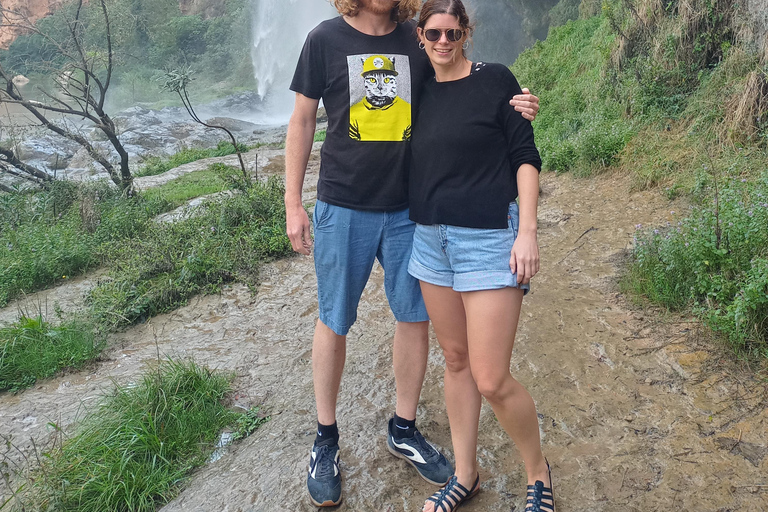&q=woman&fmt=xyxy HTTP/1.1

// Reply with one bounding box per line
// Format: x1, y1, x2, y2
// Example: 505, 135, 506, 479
408, 1, 555, 511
